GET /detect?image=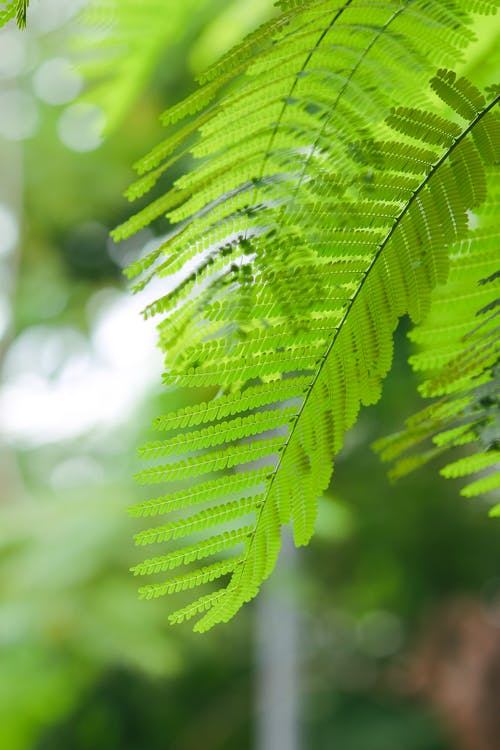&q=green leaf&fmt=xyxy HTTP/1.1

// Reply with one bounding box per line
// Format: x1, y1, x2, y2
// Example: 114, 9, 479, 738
117, 0, 499, 630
